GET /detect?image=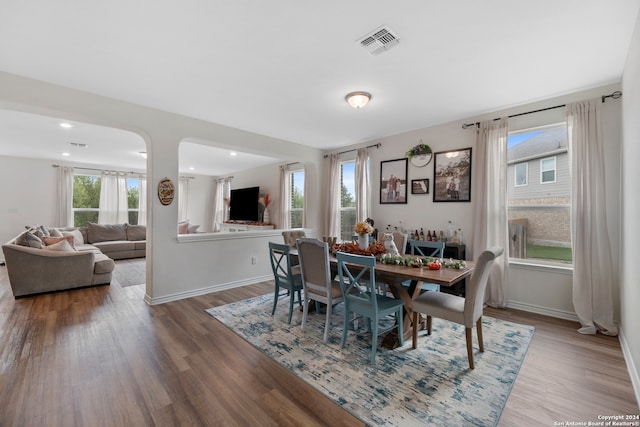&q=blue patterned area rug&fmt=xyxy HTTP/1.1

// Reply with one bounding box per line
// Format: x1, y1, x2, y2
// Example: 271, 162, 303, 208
206, 294, 534, 426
